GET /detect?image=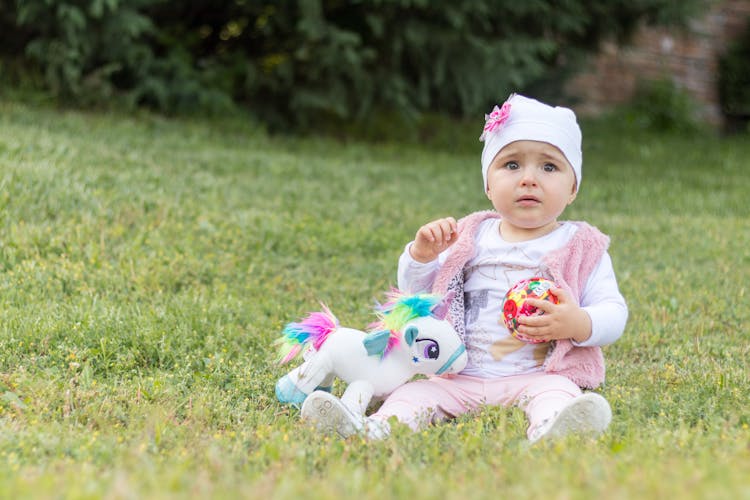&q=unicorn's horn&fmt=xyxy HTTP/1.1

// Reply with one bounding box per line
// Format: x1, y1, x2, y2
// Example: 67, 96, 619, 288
430, 290, 455, 320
